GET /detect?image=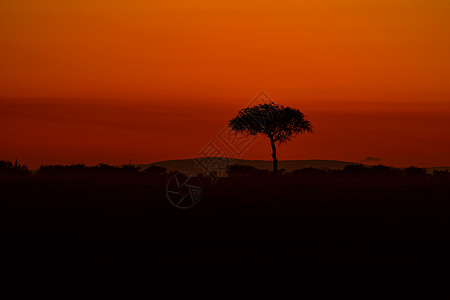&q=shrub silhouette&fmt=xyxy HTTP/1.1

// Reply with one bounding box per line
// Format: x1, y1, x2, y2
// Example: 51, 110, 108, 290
433, 170, 450, 178
290, 167, 329, 177
368, 164, 403, 176
36, 163, 142, 176
0, 160, 30, 177
342, 164, 369, 175
143, 165, 167, 176
36, 164, 92, 176
120, 163, 141, 174
225, 163, 434, 179
226, 164, 269, 177
404, 166, 427, 177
